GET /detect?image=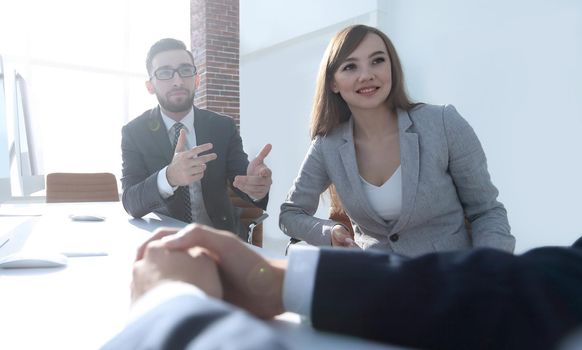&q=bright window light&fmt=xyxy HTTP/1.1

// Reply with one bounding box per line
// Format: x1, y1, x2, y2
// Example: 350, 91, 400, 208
0, 0, 190, 184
